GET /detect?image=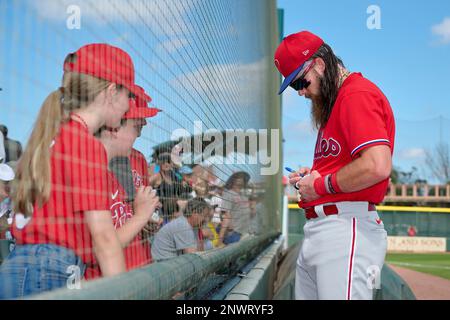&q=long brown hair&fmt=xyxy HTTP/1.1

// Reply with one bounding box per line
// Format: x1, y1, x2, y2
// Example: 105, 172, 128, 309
13, 53, 111, 216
